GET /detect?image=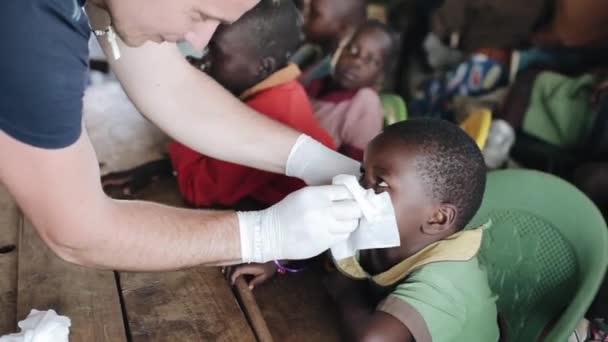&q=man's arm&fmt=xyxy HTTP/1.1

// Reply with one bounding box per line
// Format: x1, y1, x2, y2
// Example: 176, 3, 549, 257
96, 33, 297, 174
0, 130, 241, 270
114, 43, 297, 173
1, 129, 362, 270
87, 4, 359, 185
